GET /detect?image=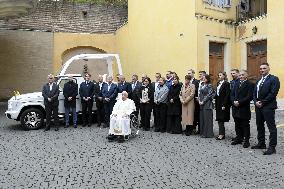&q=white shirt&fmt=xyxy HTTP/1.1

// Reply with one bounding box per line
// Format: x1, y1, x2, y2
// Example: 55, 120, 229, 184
198, 81, 204, 97
49, 83, 53, 91
257, 74, 269, 98
217, 80, 224, 96
132, 81, 137, 90
99, 82, 103, 90
112, 98, 136, 116
154, 82, 159, 91
107, 83, 112, 91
